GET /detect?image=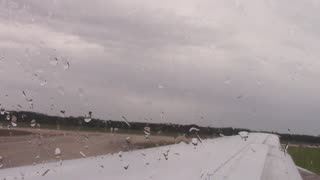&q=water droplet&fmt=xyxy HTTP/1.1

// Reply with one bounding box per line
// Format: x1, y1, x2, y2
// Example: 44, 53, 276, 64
191, 138, 198, 146
0, 156, 3, 168
42, 169, 50, 176
22, 90, 27, 98
63, 61, 70, 70
79, 151, 86, 158
11, 115, 17, 127
118, 151, 123, 158
17, 104, 22, 109
54, 148, 62, 157
121, 116, 131, 127
30, 119, 36, 127
84, 111, 92, 123
284, 143, 289, 153
123, 162, 129, 170
238, 131, 249, 140
40, 79, 47, 87
21, 114, 27, 119
0, 108, 5, 115
144, 126, 151, 140
162, 150, 169, 160
236, 95, 243, 99
125, 137, 131, 144
196, 134, 203, 143
6, 114, 10, 121
50, 57, 58, 66
189, 127, 200, 133
60, 110, 66, 117
250, 147, 256, 153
